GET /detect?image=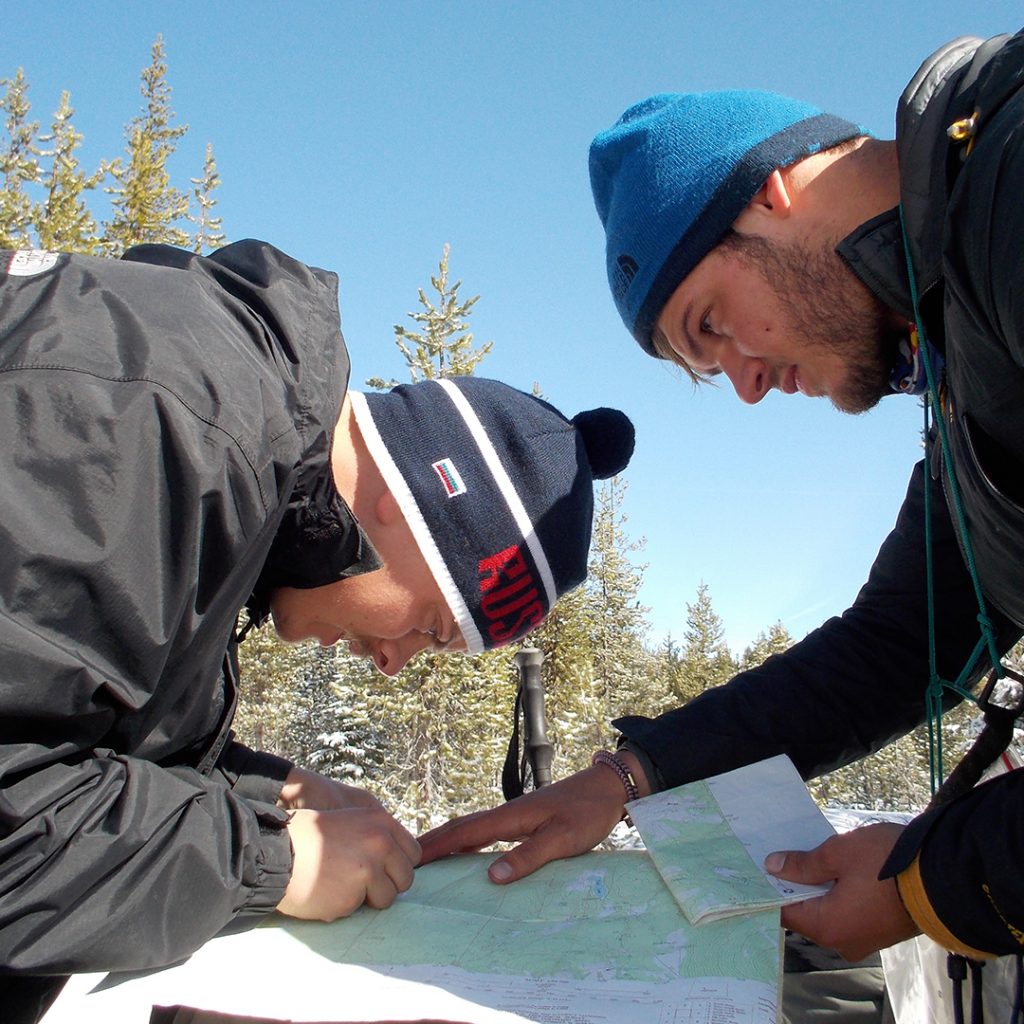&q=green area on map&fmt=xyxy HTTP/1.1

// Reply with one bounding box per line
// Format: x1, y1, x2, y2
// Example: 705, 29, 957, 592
632, 783, 781, 922
278, 852, 778, 987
